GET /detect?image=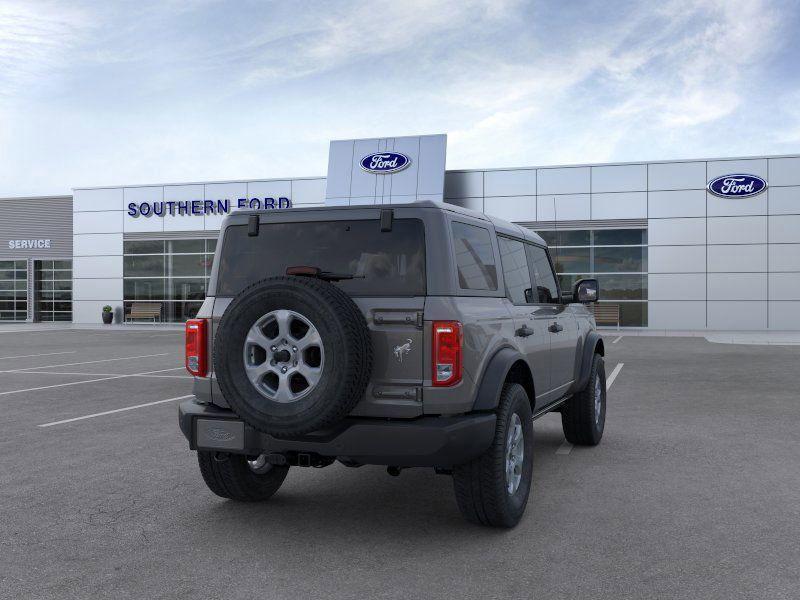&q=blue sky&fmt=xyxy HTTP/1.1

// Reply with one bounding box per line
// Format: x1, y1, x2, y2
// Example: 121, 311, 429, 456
1, 0, 798, 196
